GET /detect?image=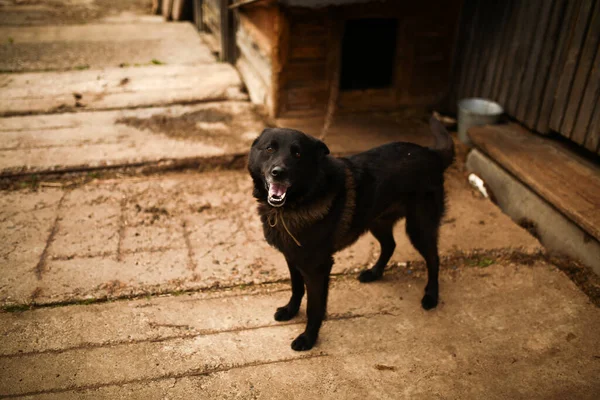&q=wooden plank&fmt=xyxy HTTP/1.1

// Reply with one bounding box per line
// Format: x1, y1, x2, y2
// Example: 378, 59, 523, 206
456, 0, 484, 101
563, 0, 600, 143
513, 0, 554, 122
469, 0, 500, 98
463, 0, 491, 98
220, 0, 236, 62
584, 96, 600, 154
194, 0, 205, 31
446, 0, 477, 109
202, 0, 221, 33
238, 11, 274, 56
523, 0, 568, 130
162, 0, 173, 20
496, 0, 534, 113
536, 0, 581, 133
271, 5, 289, 117
506, 0, 542, 116
575, 47, 600, 152
469, 123, 600, 241
282, 62, 327, 88
236, 23, 272, 86
236, 56, 269, 106
489, 0, 520, 101
479, 0, 513, 99
548, 0, 595, 133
